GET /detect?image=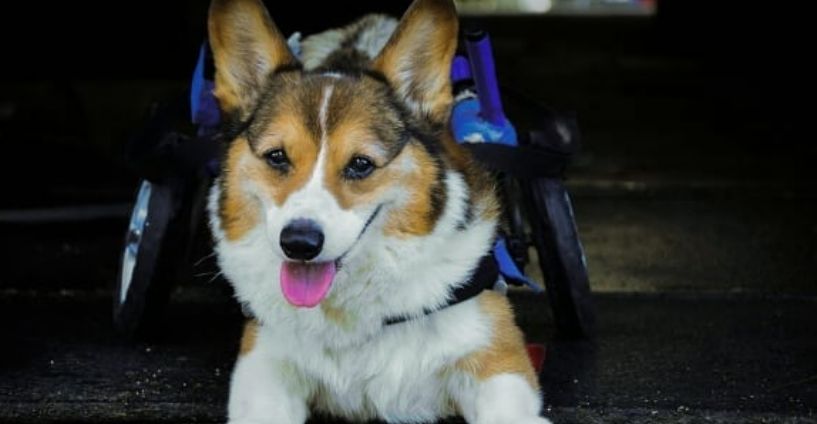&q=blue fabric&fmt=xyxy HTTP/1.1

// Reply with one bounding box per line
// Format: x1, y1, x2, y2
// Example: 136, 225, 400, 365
190, 43, 220, 131
493, 238, 543, 293
190, 44, 207, 124
451, 97, 518, 147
